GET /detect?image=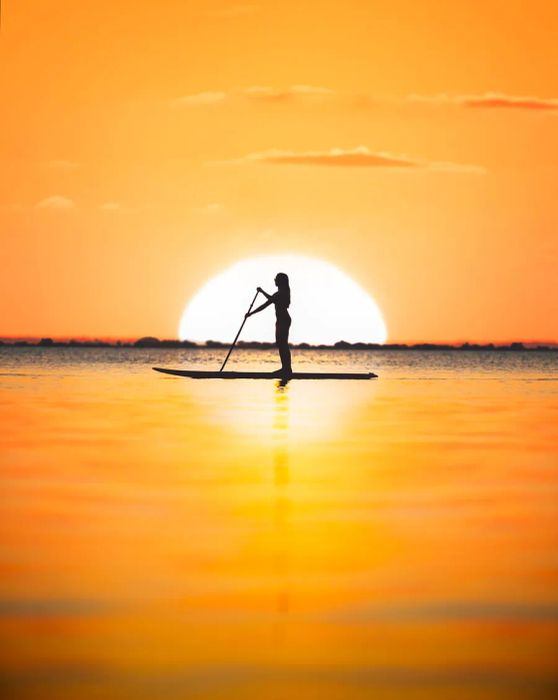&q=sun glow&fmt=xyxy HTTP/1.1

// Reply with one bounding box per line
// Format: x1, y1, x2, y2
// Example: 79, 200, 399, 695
179, 255, 388, 345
